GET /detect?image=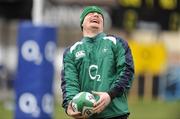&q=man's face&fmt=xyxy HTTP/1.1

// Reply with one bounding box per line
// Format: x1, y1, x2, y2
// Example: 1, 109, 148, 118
82, 12, 103, 31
